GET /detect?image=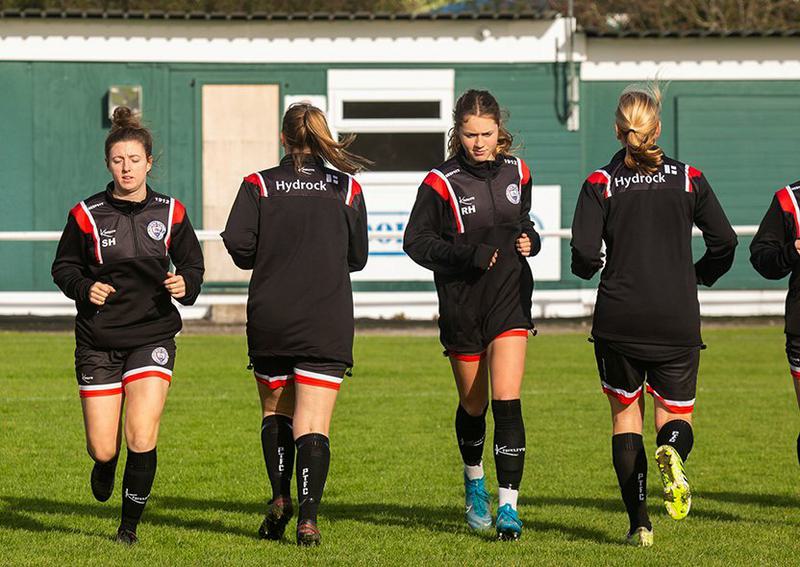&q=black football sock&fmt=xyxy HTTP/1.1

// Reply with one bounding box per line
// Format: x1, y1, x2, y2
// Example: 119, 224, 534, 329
612, 433, 651, 533
492, 399, 526, 491
455, 404, 488, 467
120, 448, 157, 533
93, 454, 119, 478
261, 415, 295, 500
656, 419, 694, 462
295, 433, 330, 523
